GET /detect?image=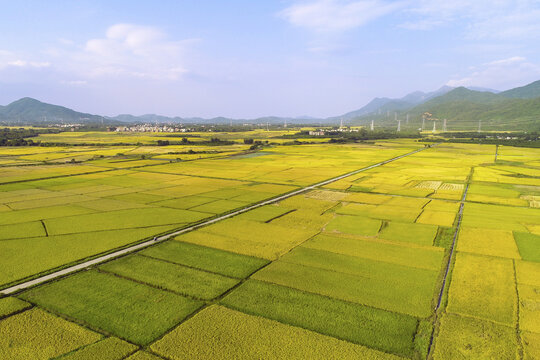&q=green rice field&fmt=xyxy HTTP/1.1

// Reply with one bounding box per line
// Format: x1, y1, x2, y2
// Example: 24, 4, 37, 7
1, 137, 539, 359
